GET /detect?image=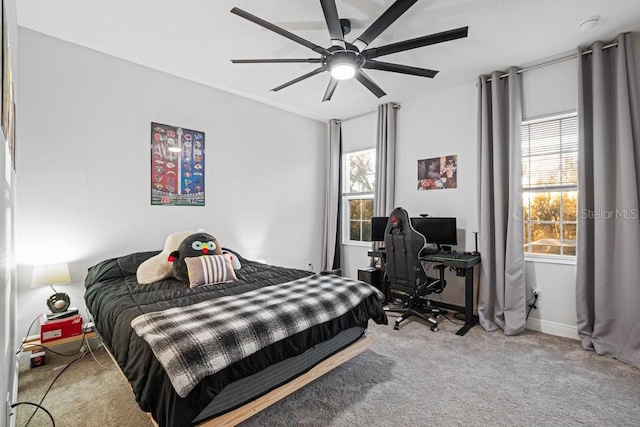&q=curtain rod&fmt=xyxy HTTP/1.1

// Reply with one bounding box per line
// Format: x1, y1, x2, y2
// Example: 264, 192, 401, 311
339, 102, 401, 123
487, 41, 619, 82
